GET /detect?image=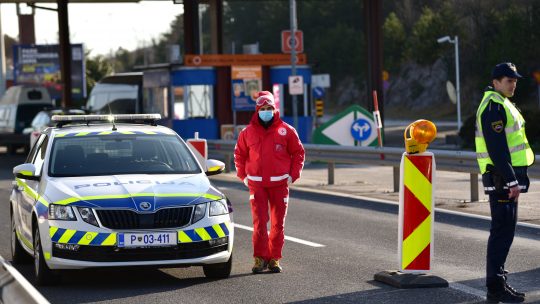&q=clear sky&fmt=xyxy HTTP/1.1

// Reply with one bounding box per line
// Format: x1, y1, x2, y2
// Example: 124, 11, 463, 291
1, 2, 182, 56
